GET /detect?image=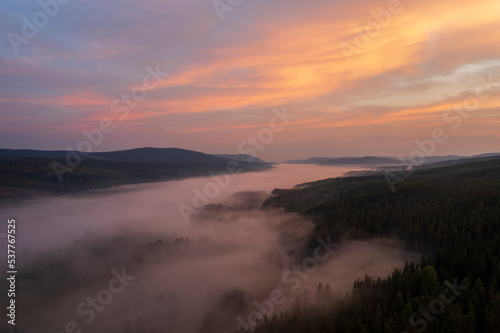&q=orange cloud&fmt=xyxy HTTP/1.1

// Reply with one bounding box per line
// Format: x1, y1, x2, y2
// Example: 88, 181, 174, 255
136, 0, 500, 121
4, 0, 500, 158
